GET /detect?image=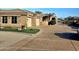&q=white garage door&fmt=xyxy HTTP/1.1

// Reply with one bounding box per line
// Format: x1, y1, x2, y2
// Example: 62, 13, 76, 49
27, 18, 32, 27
